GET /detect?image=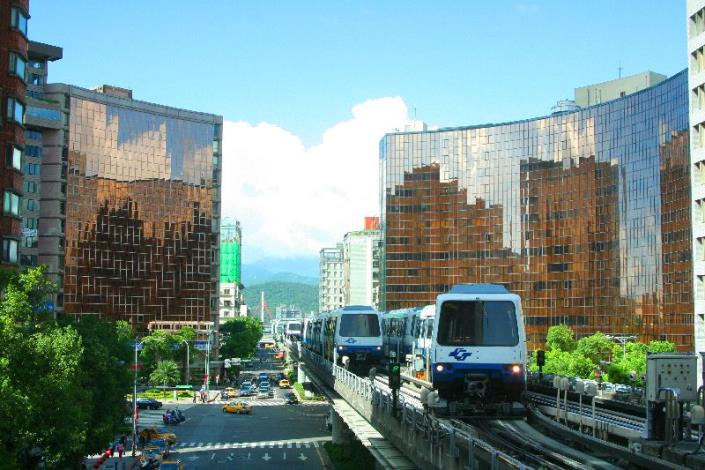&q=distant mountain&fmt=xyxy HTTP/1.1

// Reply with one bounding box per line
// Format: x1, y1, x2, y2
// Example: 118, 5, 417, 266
243, 281, 319, 315
242, 255, 319, 286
